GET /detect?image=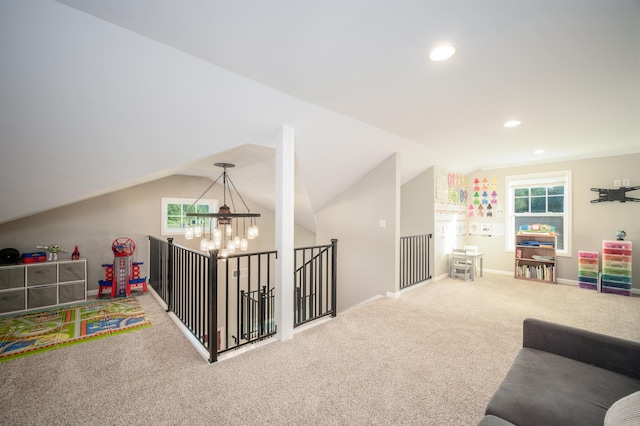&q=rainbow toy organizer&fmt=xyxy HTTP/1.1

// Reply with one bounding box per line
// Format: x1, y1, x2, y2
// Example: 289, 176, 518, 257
601, 240, 632, 296
578, 251, 599, 291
